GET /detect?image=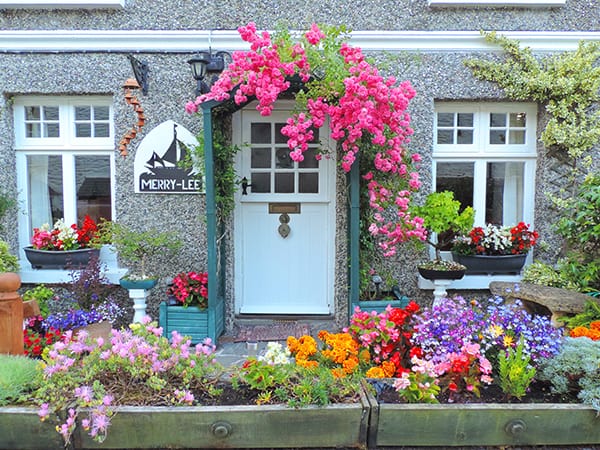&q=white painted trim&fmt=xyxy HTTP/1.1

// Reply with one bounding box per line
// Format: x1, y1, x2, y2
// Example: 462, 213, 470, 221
429, 0, 565, 7
0, 0, 124, 9
0, 30, 599, 53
